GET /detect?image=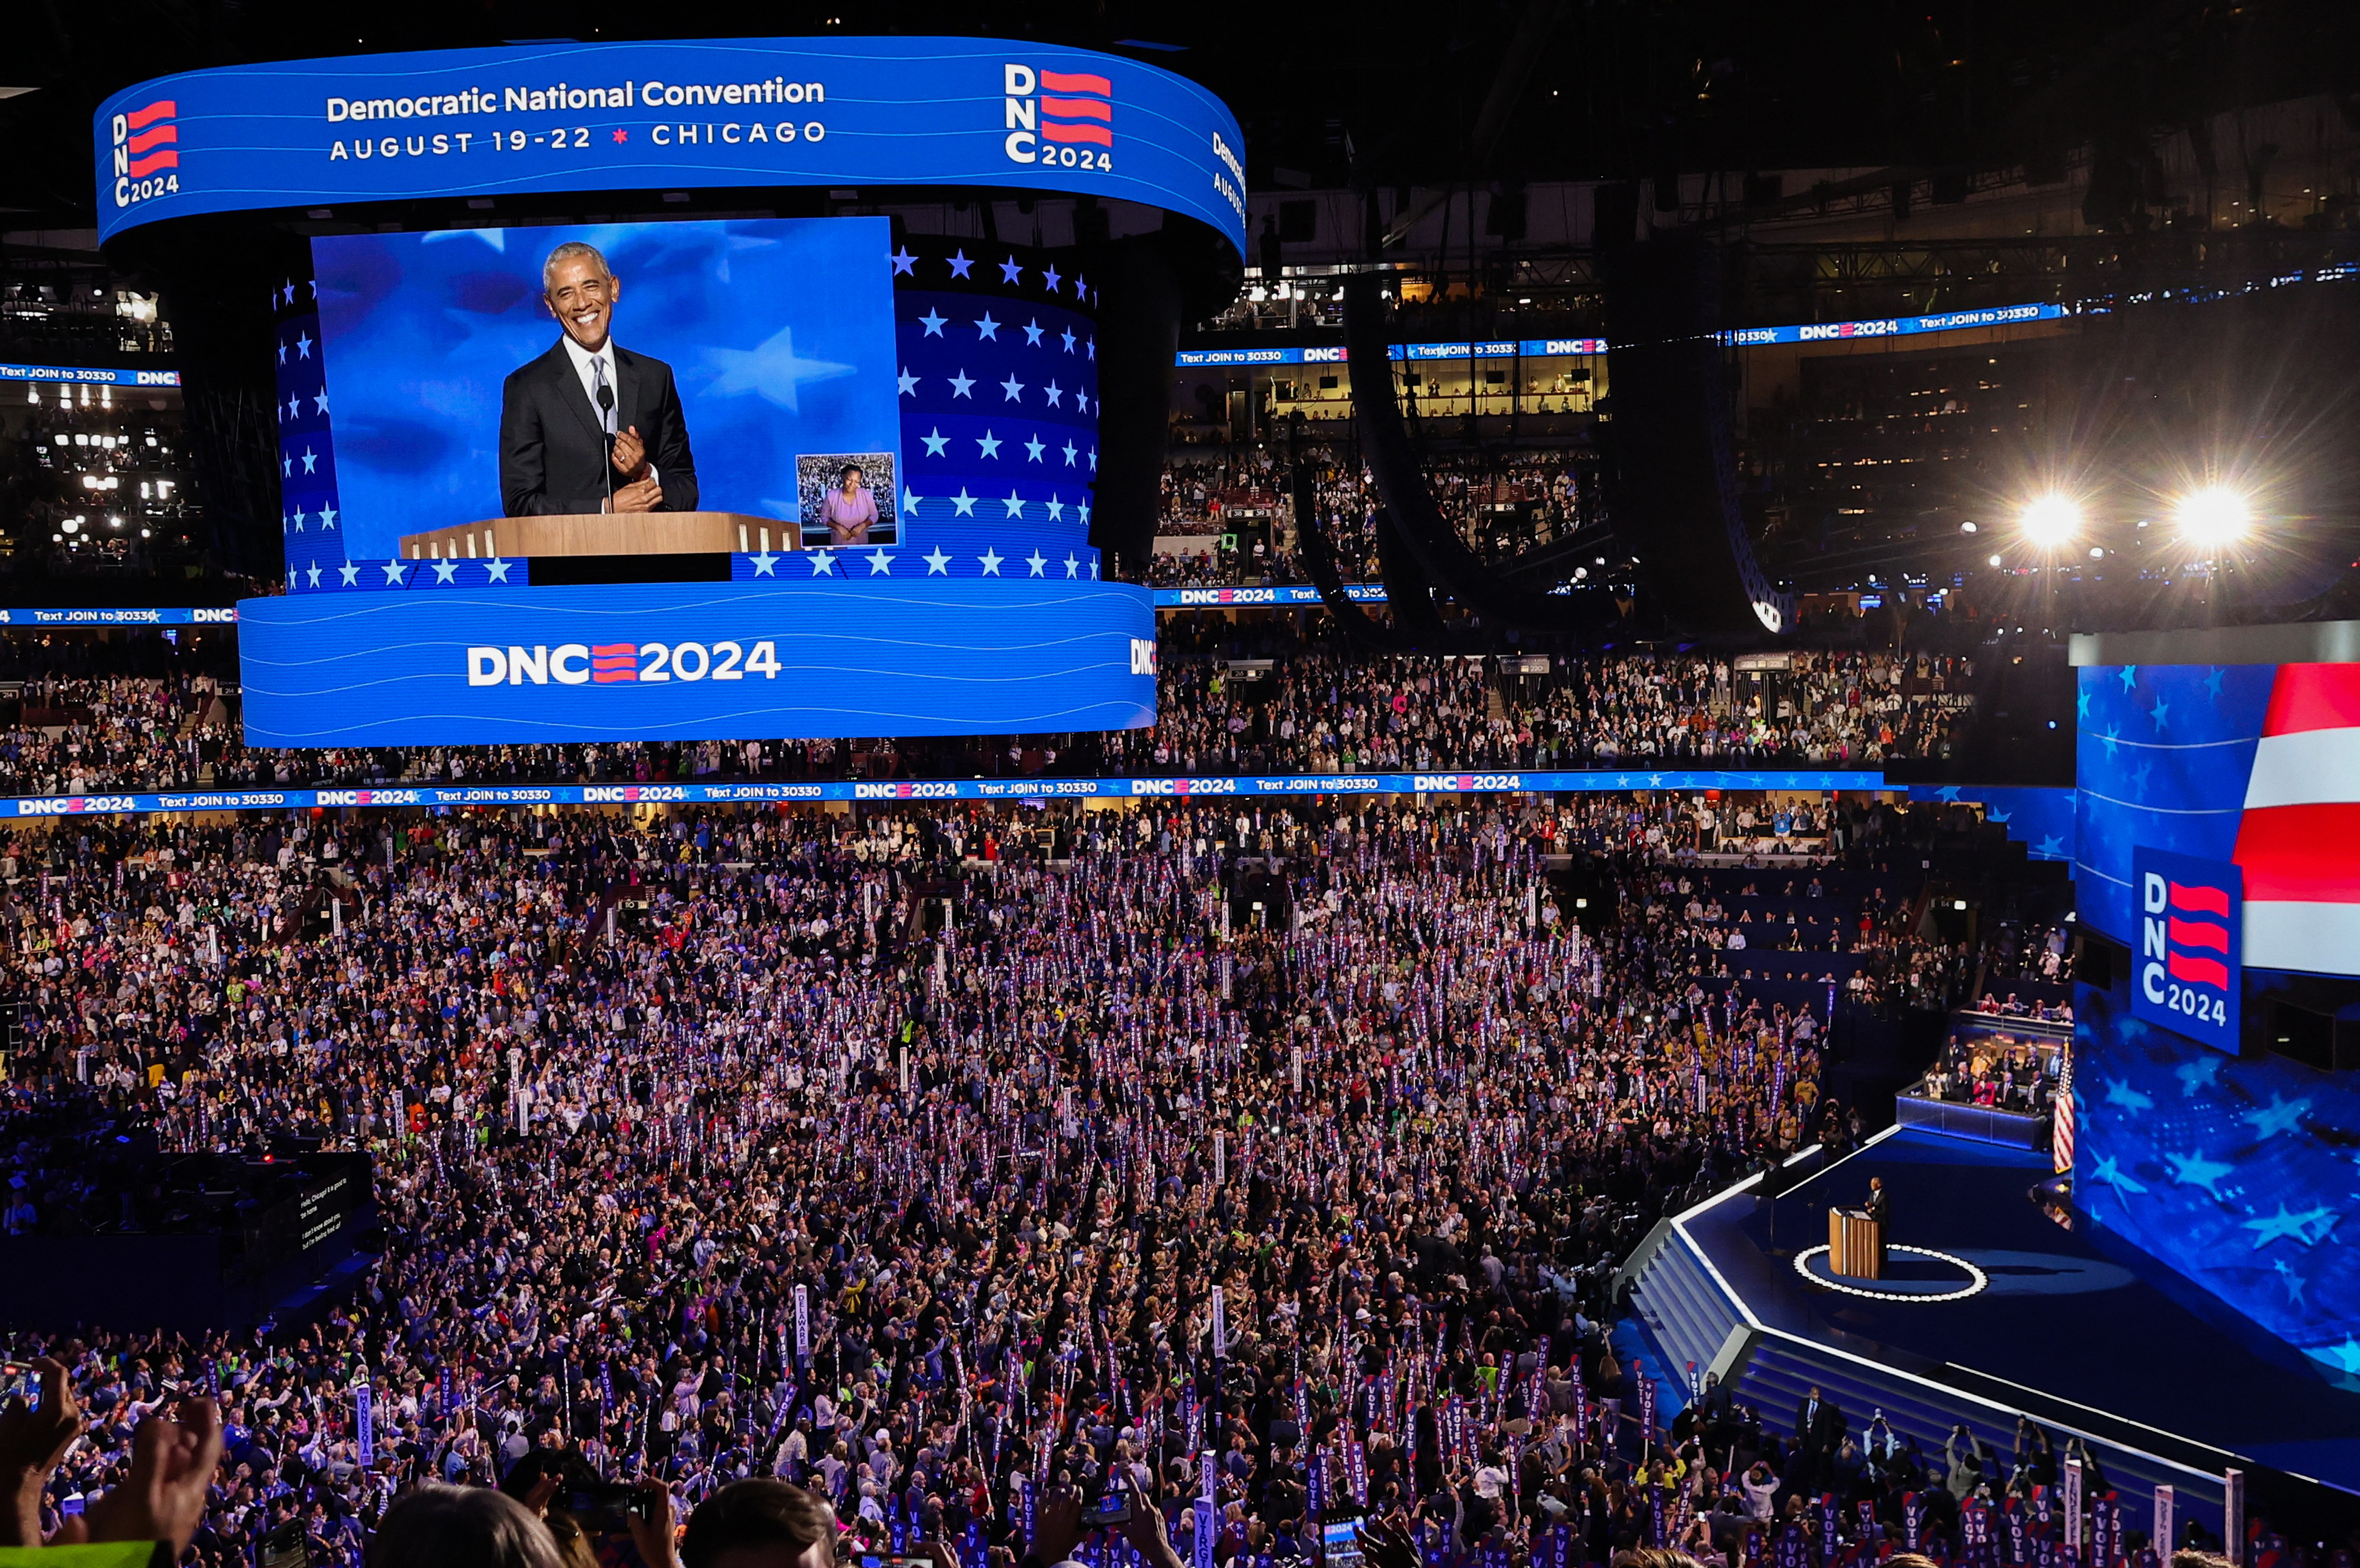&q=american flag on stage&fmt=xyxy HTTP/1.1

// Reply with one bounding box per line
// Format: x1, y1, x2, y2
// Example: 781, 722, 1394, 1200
2232, 662, 2360, 976
2051, 1042, 2074, 1173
